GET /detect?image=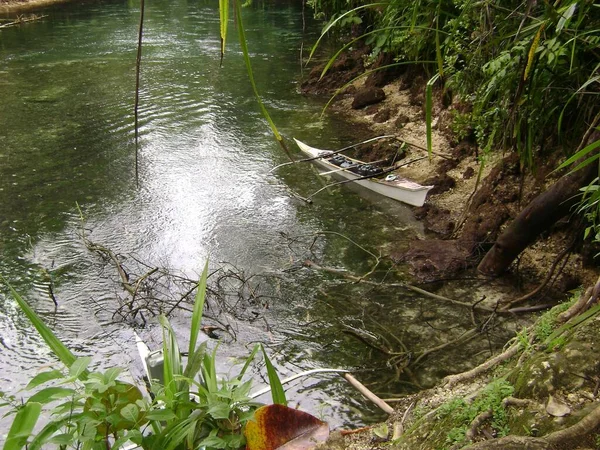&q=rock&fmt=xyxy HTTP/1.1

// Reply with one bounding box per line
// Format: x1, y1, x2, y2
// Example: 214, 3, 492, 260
365, 104, 380, 115
423, 173, 456, 196
373, 108, 392, 123
463, 166, 475, 179
395, 114, 410, 128
352, 86, 386, 109
546, 395, 570, 417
